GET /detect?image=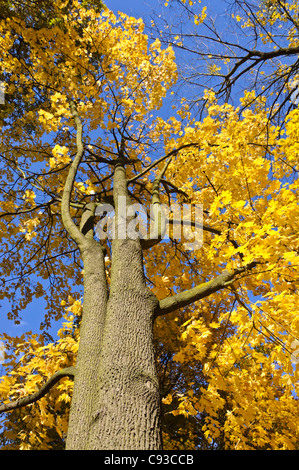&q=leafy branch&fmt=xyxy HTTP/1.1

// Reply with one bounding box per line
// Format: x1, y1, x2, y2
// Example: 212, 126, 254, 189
155, 261, 257, 317
0, 367, 76, 413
